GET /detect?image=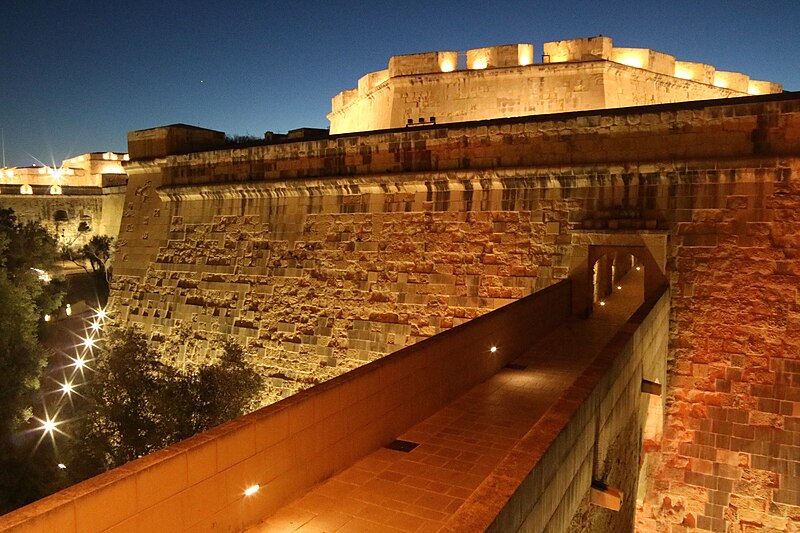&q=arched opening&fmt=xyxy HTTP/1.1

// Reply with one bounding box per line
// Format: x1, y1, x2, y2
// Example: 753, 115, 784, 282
53, 209, 69, 222
590, 249, 645, 314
